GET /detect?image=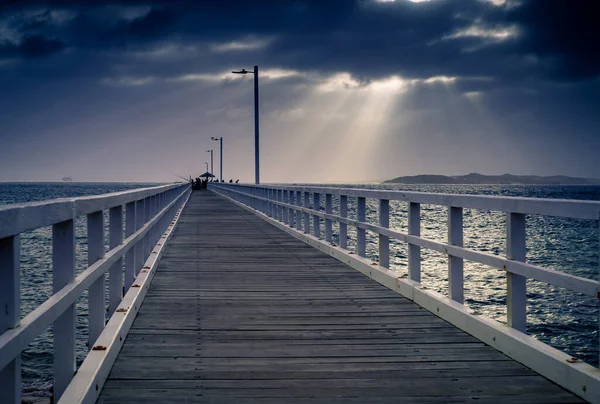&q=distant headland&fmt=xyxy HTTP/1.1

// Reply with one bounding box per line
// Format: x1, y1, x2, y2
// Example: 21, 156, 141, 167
383, 173, 600, 185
